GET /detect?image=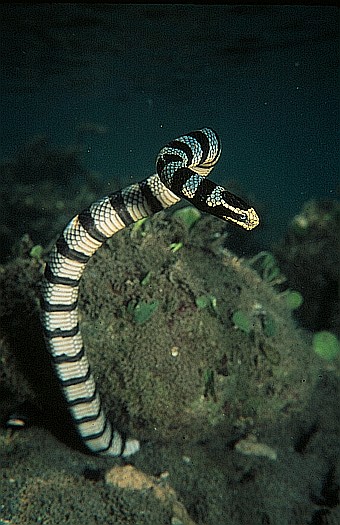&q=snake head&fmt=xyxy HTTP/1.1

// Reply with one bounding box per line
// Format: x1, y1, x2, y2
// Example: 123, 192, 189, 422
223, 205, 260, 231
205, 186, 260, 230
